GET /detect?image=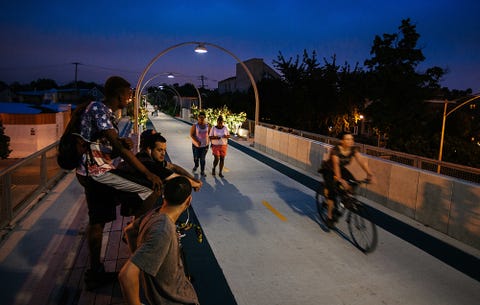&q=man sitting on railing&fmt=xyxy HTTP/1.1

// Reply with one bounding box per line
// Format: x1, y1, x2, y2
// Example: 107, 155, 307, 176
115, 130, 202, 216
